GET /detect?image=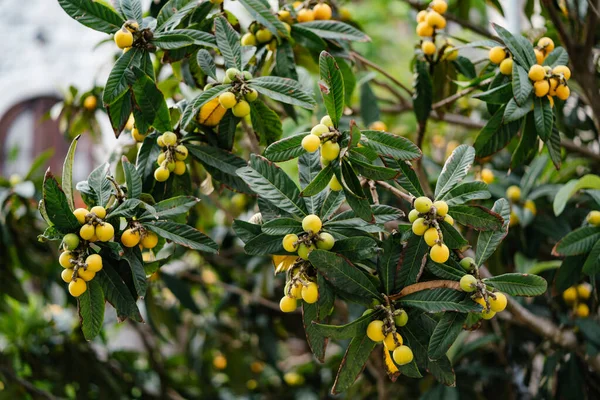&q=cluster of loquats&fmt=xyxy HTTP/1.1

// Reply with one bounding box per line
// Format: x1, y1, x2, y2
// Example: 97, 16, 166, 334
409, 197, 453, 263
488, 45, 514, 76
113, 20, 139, 51
528, 62, 571, 104
60, 206, 114, 297
241, 20, 290, 50
460, 274, 508, 320
366, 308, 413, 366
121, 224, 159, 250
199, 68, 256, 126
154, 132, 188, 182
301, 115, 341, 166
415, 0, 457, 61
291, 2, 333, 23
279, 215, 334, 312
562, 283, 592, 318
505, 185, 536, 227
